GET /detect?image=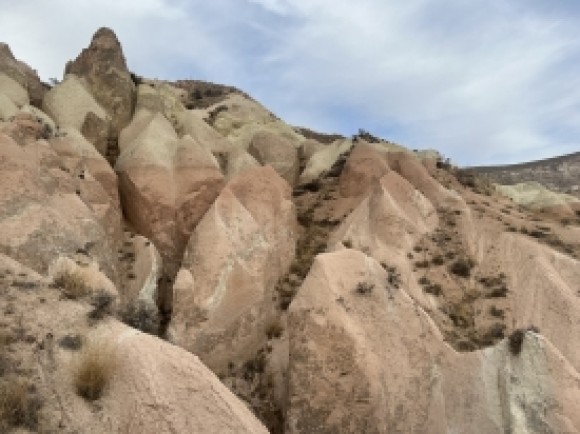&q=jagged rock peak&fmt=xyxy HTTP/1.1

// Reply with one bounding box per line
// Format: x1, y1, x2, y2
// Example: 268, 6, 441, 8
65, 27, 128, 74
